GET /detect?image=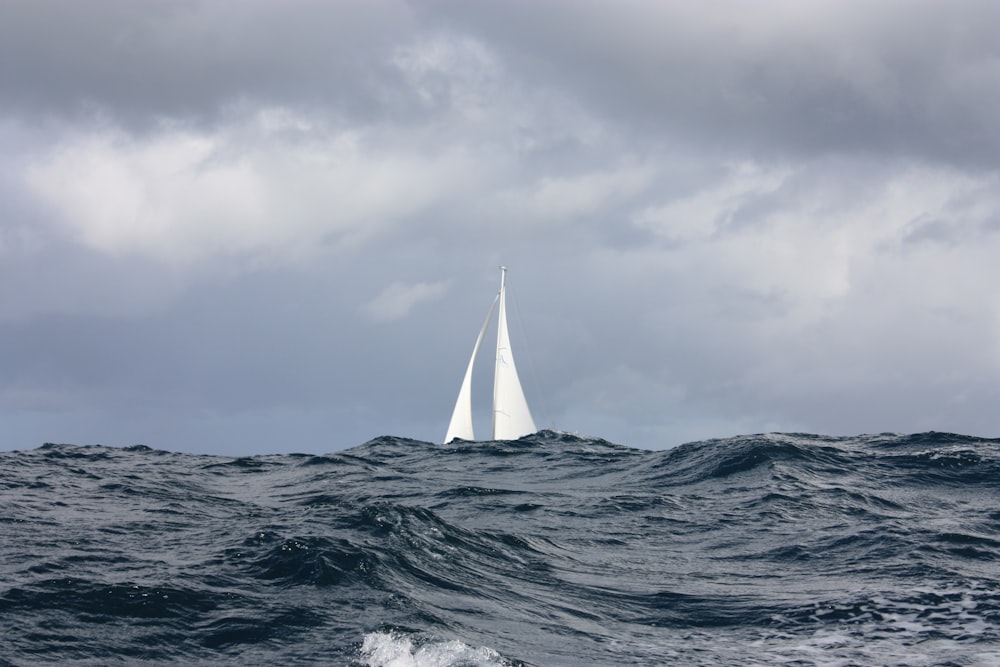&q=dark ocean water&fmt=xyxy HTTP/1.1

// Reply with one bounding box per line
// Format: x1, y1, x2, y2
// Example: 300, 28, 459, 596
2, 431, 999, 666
